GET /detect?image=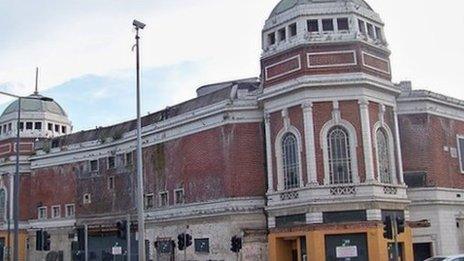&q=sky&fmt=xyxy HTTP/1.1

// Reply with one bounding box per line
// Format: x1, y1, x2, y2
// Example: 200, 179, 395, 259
0, 0, 463, 130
